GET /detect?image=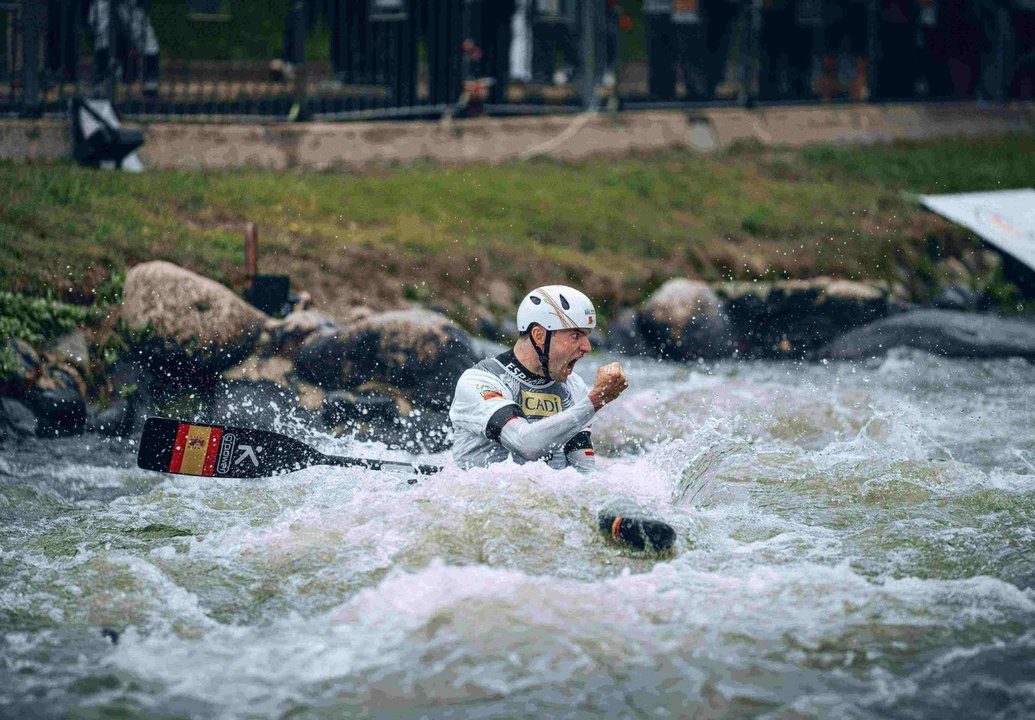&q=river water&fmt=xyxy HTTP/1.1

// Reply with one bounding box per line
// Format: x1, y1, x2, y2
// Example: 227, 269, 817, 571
2, 349, 1034, 719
